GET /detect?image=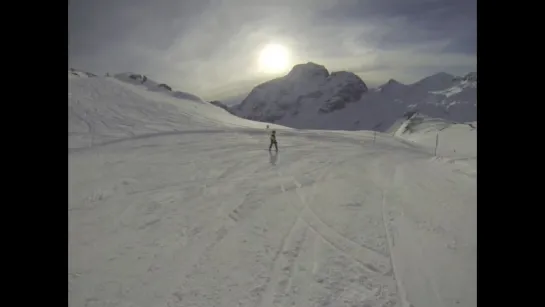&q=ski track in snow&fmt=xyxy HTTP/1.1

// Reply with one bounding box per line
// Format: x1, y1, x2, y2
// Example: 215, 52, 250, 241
69, 75, 476, 307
